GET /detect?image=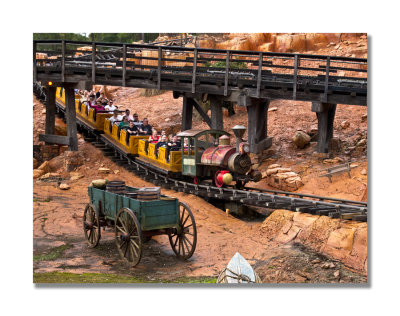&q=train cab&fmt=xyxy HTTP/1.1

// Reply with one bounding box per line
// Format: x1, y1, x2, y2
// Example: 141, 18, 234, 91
176, 129, 230, 178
